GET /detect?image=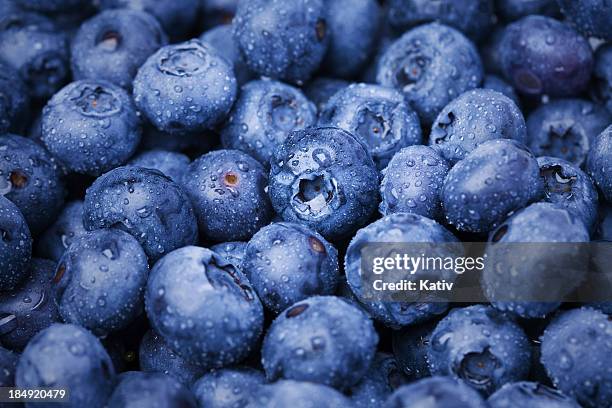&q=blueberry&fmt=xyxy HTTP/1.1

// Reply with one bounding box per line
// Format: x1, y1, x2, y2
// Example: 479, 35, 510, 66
482, 75, 521, 107
487, 381, 581, 408
0, 134, 65, 235
0, 259, 60, 350
391, 321, 436, 381
145, 246, 264, 369
201, 0, 237, 29
83, 166, 198, 262
322, 0, 381, 78
269, 127, 379, 241
209, 241, 247, 270
525, 99, 611, 166
54, 229, 148, 336
442, 139, 543, 233
303, 77, 349, 112
200, 24, 252, 85
592, 44, 612, 113
427, 305, 531, 395
557, 0, 612, 40
13, 0, 90, 13
16, 323, 116, 408
379, 146, 449, 220
347, 352, 409, 408
430, 89, 526, 164
537, 156, 599, 231
133, 39, 237, 135
128, 150, 190, 182
587, 125, 612, 202
37, 201, 87, 262
499, 15, 593, 97
344, 213, 459, 328
233, 0, 329, 84
0, 61, 29, 135
483, 203, 590, 318
191, 367, 265, 408
220, 79, 317, 165
595, 203, 612, 241
138, 122, 215, 157
0, 346, 18, 388
383, 376, 488, 408
319, 83, 422, 169
41, 80, 142, 176
243, 222, 339, 313
71, 9, 167, 89
0, 10, 69, 100
540, 307, 612, 408
0, 196, 31, 292
246, 380, 354, 408
96, 0, 201, 41
107, 371, 197, 407
496, 0, 560, 21
376, 23, 483, 125
262, 296, 378, 389
480, 26, 507, 75
387, 0, 495, 42
138, 330, 206, 386
181, 149, 273, 242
